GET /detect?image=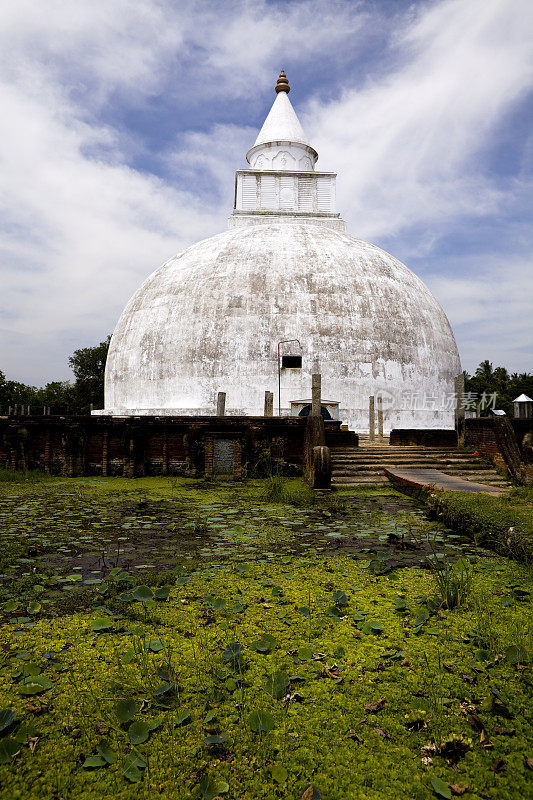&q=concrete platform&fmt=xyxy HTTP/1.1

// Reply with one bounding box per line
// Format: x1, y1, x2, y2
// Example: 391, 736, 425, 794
384, 467, 506, 494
